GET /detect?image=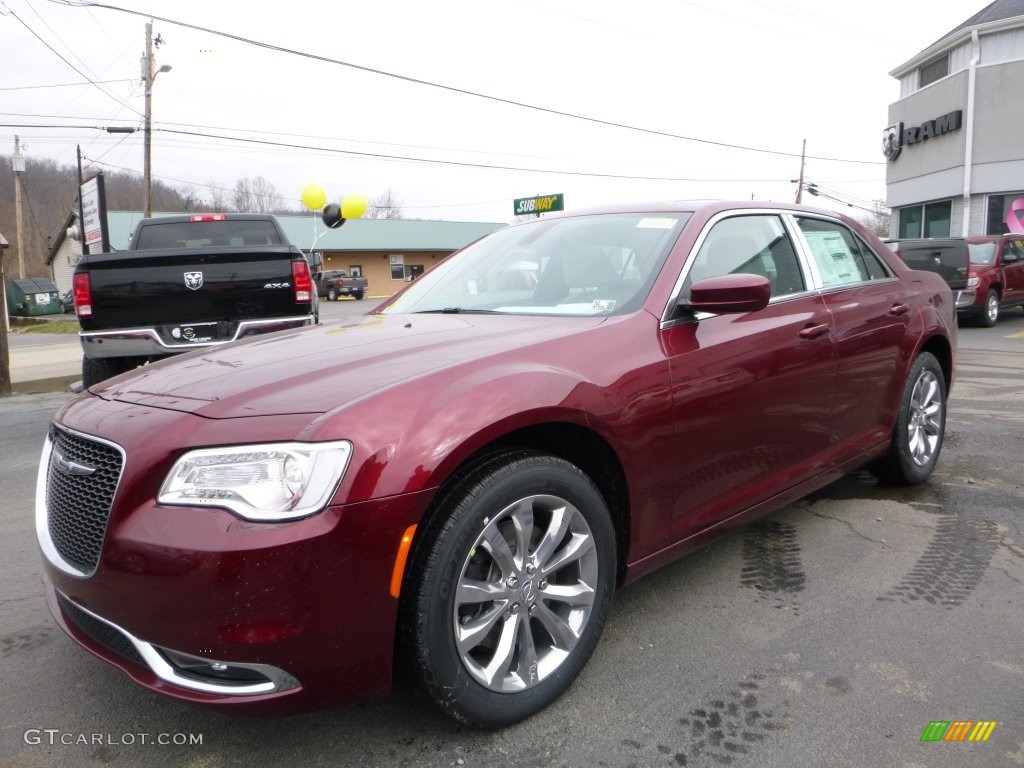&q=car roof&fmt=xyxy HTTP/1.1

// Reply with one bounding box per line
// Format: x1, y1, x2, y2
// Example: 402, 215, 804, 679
539, 199, 844, 219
